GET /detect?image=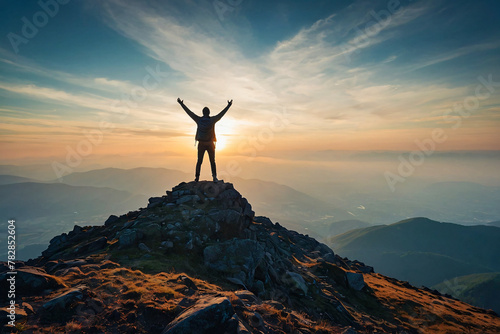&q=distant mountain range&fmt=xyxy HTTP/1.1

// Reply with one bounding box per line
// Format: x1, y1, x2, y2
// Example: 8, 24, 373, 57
0, 174, 38, 185
0, 182, 146, 220
330, 218, 500, 287
59, 167, 189, 196
330, 217, 500, 312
